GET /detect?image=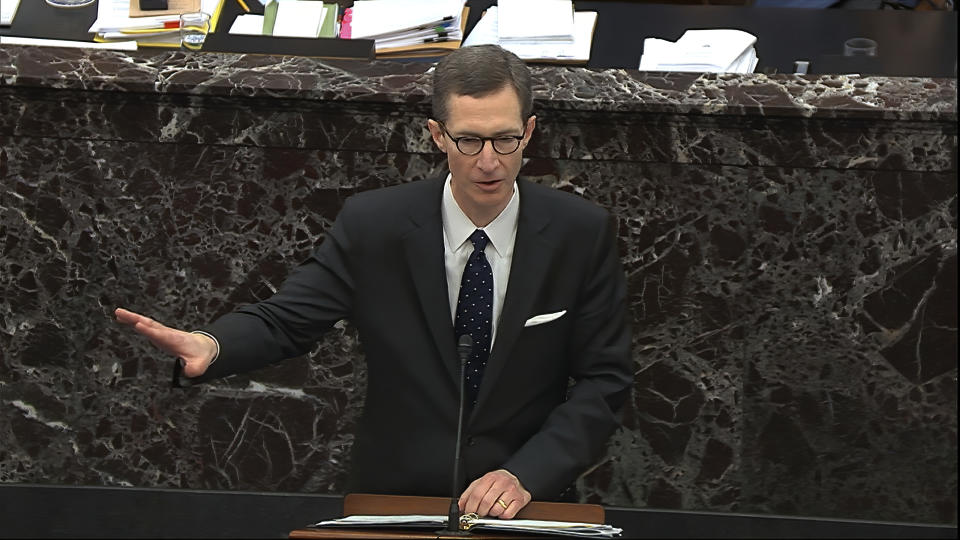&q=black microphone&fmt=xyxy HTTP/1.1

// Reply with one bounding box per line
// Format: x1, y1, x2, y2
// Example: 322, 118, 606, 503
445, 334, 473, 534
